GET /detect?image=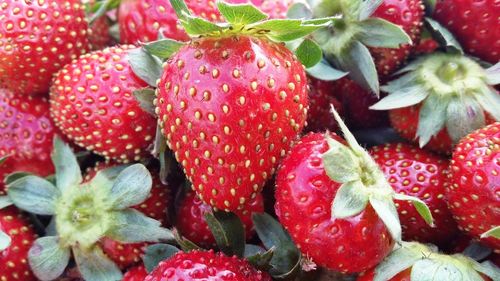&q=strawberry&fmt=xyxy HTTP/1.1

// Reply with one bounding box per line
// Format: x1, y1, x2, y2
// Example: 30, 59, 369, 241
370, 143, 458, 247
0, 0, 90, 96
123, 265, 148, 281
0, 89, 56, 195
176, 190, 263, 247
433, 0, 499, 64
154, 3, 326, 211
357, 242, 499, 281
0, 206, 37, 281
305, 77, 342, 133
371, 52, 500, 154
49, 45, 157, 163
144, 249, 272, 281
88, 16, 111, 50
446, 122, 500, 252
